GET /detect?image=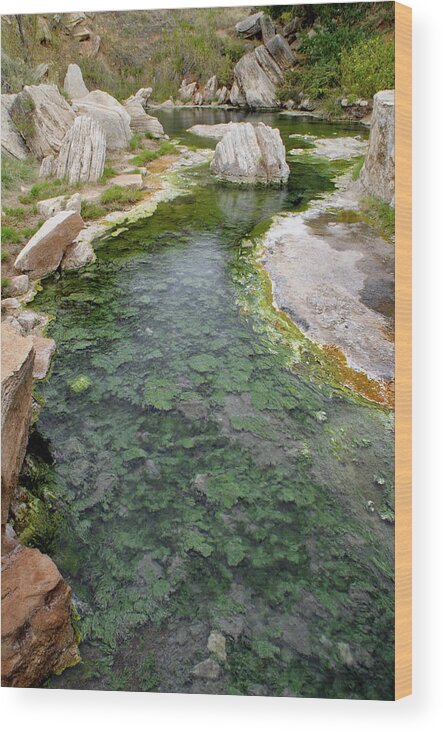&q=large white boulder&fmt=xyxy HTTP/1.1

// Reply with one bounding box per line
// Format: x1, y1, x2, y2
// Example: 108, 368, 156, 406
10, 84, 76, 160
72, 90, 131, 149
231, 51, 278, 108
360, 90, 395, 205
63, 63, 89, 99
203, 75, 218, 102
14, 210, 84, 278
56, 115, 106, 184
1, 95, 28, 160
210, 122, 289, 184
